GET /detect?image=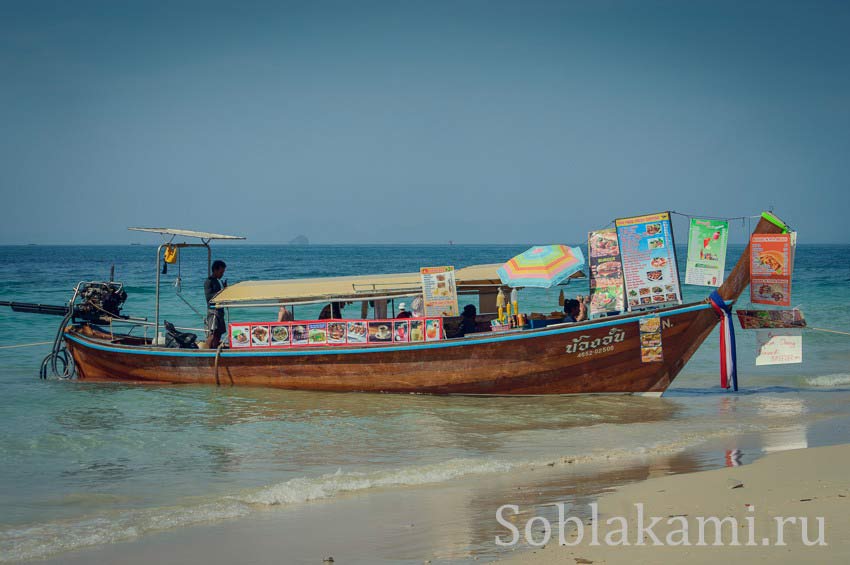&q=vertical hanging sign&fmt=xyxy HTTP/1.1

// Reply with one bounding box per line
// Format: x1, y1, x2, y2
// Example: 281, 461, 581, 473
420, 266, 459, 317
615, 212, 682, 311
638, 314, 663, 363
750, 234, 792, 307
685, 218, 729, 287
587, 228, 625, 316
